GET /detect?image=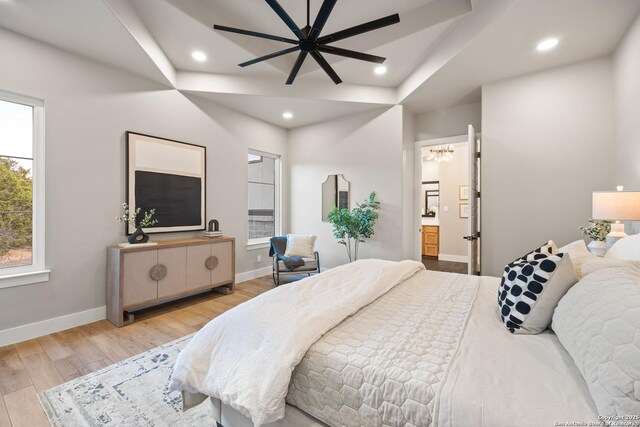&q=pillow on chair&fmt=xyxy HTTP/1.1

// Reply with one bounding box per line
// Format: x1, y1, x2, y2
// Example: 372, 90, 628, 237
284, 234, 316, 258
